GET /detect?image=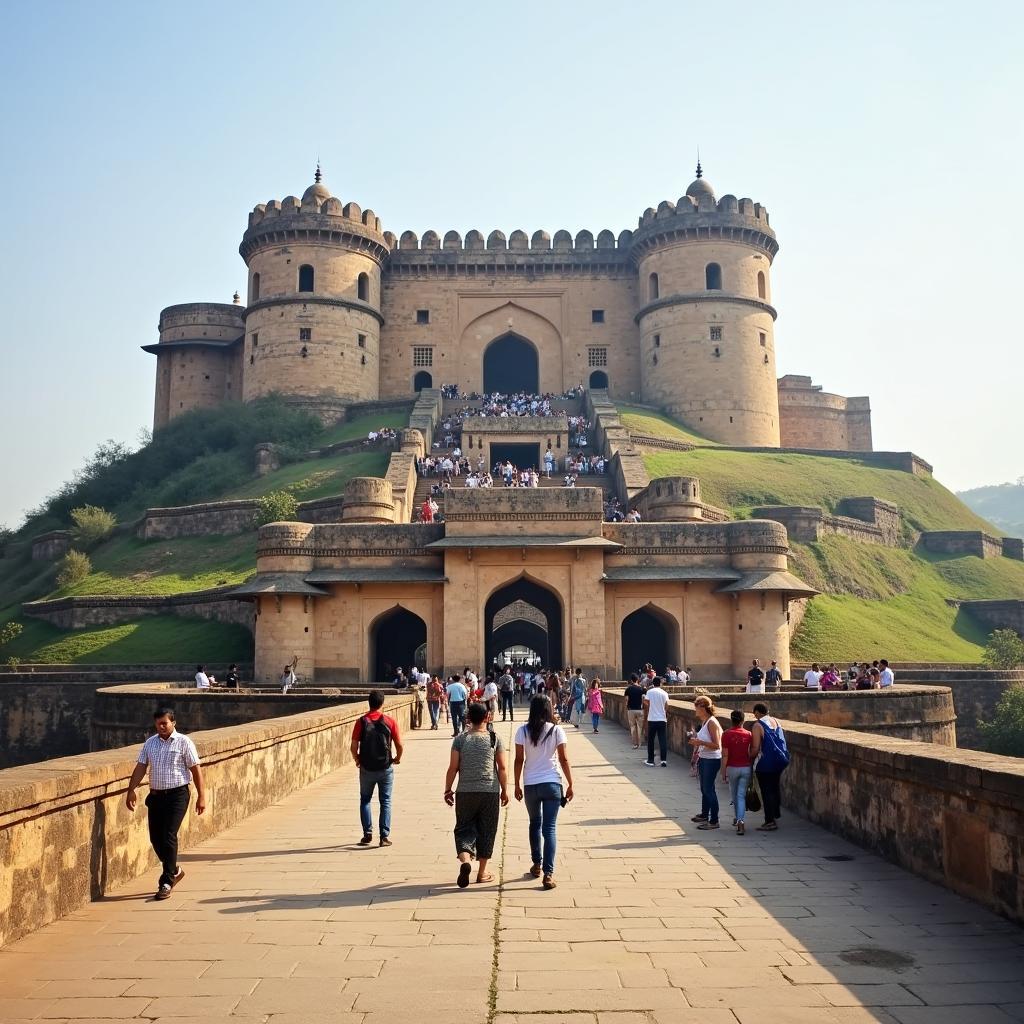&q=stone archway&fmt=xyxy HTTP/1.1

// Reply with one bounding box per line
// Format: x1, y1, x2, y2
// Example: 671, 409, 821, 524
621, 604, 678, 678
483, 333, 538, 394
485, 576, 563, 670
369, 606, 427, 682
589, 370, 608, 389
413, 370, 433, 391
